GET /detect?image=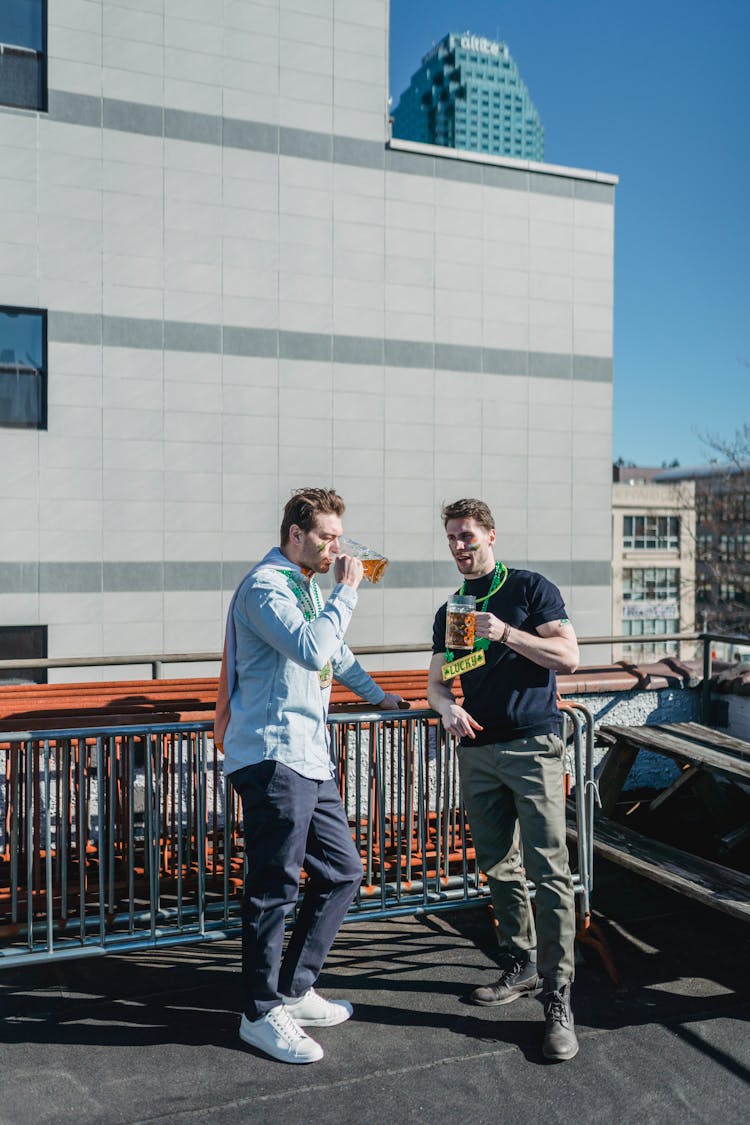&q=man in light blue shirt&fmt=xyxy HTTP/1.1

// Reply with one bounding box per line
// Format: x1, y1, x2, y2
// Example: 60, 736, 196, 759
219, 487, 401, 1064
